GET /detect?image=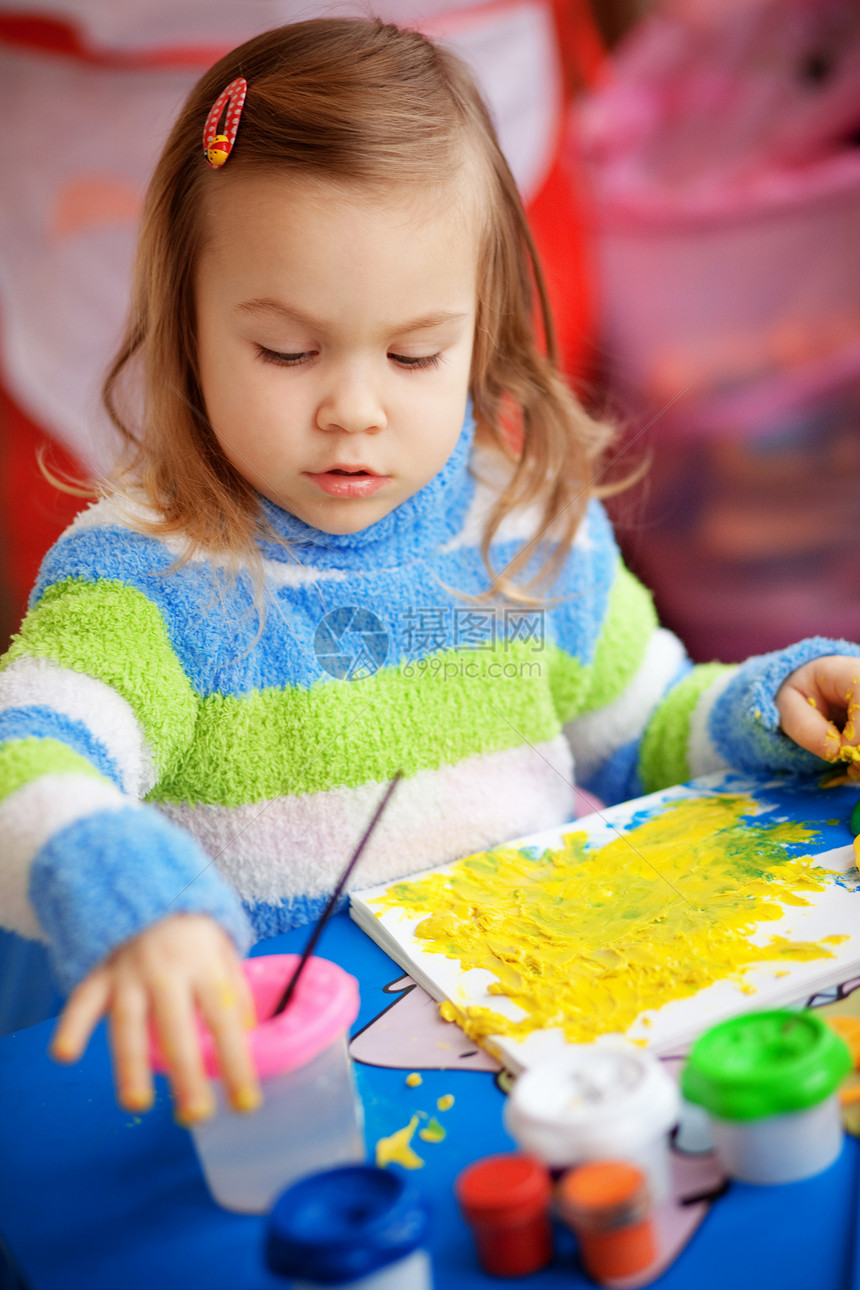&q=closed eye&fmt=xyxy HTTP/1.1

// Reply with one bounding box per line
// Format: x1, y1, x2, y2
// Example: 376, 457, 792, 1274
390, 352, 441, 370
256, 346, 316, 368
